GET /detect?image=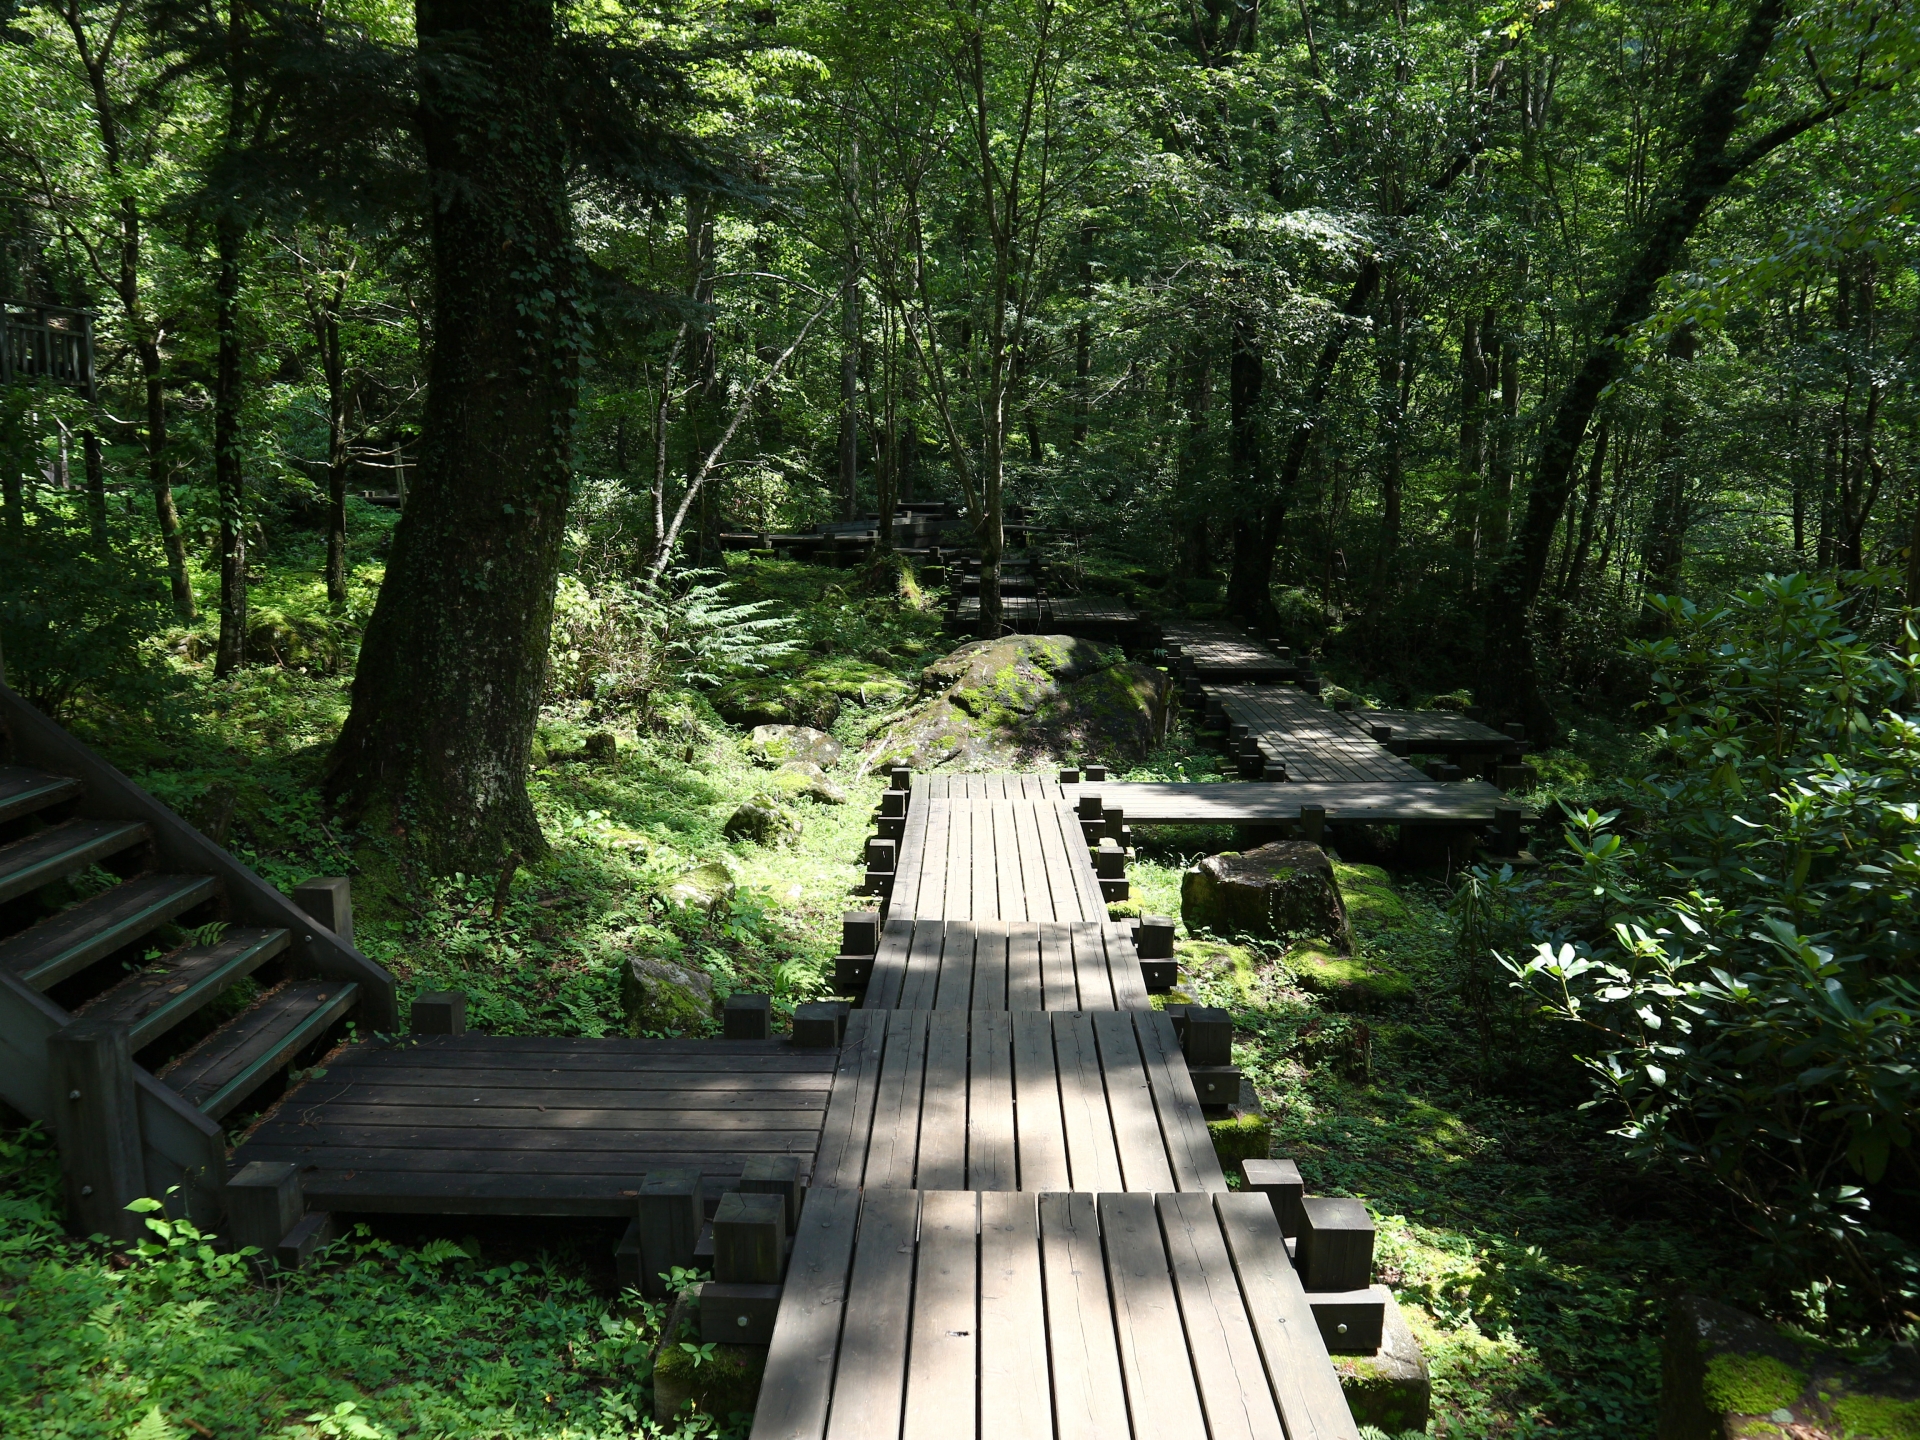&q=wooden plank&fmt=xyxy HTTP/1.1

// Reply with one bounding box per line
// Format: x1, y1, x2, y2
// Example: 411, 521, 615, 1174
994, 803, 1024, 922
1102, 925, 1151, 1010
343, 1034, 834, 1064
979, 1191, 1052, 1437
1012, 1012, 1069, 1190
915, 1013, 970, 1190
1214, 1192, 1362, 1440
1053, 1013, 1122, 1193
824, 1189, 919, 1440
229, 1139, 824, 1174
165, 981, 359, 1119
271, 1064, 833, 1095
754, 1184, 862, 1440
1062, 779, 1518, 826
1099, 1191, 1208, 1438
863, 1011, 929, 1189
967, 920, 1008, 1012
2, 873, 220, 990
1051, 801, 1105, 919
1028, 802, 1072, 924
917, 798, 950, 921
1069, 921, 1115, 1010
1005, 924, 1043, 1011
1038, 1192, 1131, 1440
1012, 809, 1051, 929
1133, 1010, 1227, 1193
889, 799, 930, 922
968, 1011, 1016, 1190
1092, 1011, 1175, 1192
867, 920, 916, 1010
897, 922, 947, 1012
969, 801, 994, 922
1159, 1192, 1287, 1440
1038, 924, 1077, 1011
815, 1010, 885, 1188
902, 1191, 978, 1440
